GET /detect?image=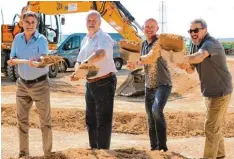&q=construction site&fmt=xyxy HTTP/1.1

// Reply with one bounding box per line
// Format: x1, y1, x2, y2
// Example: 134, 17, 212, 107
1, 56, 234, 158
1, 1, 234, 159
